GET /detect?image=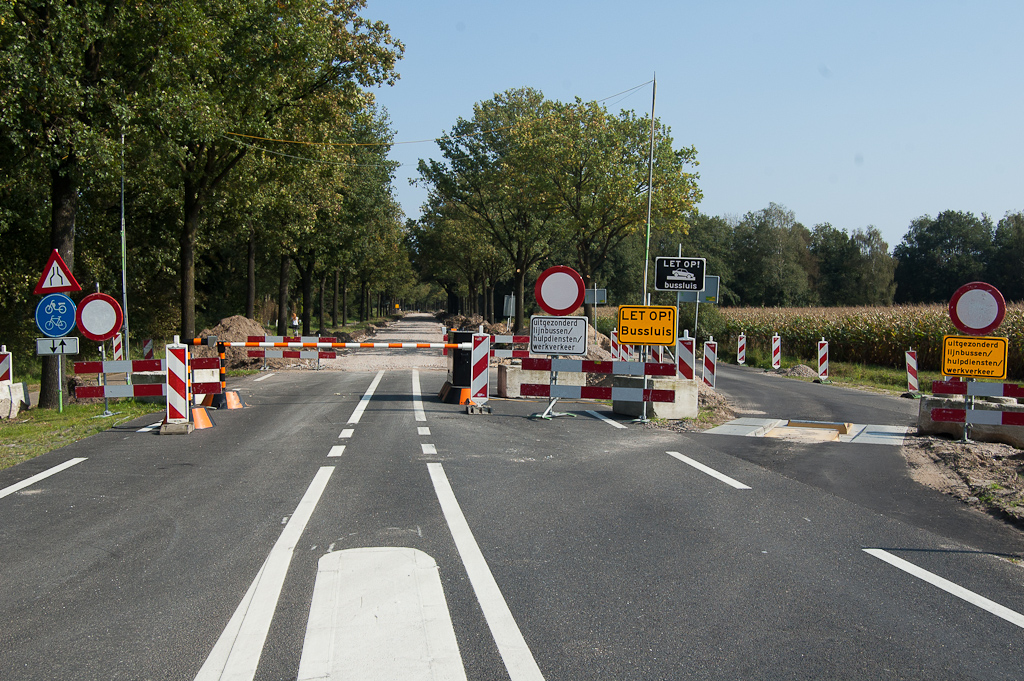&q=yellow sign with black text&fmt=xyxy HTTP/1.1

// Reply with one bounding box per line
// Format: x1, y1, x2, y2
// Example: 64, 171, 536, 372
617, 305, 677, 346
941, 335, 1008, 379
